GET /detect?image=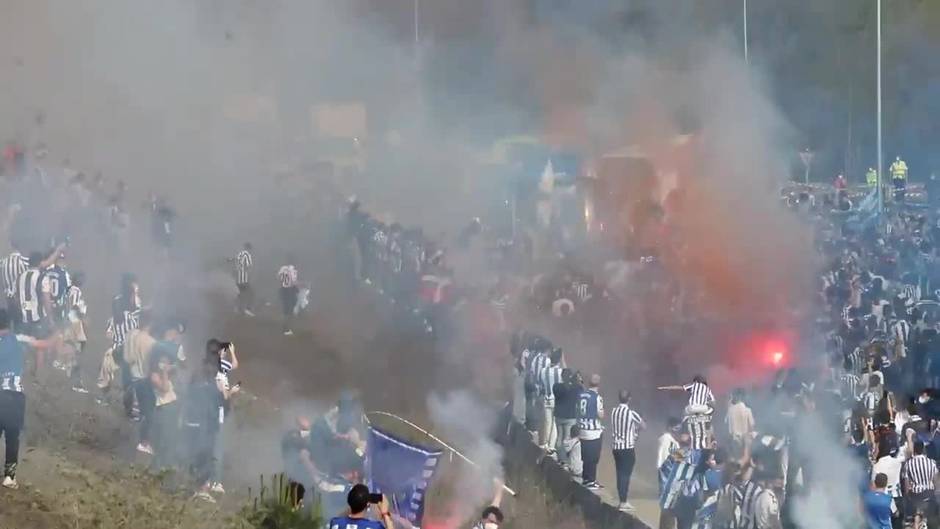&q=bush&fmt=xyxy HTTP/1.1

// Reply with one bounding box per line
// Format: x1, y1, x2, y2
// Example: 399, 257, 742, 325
239, 474, 323, 529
